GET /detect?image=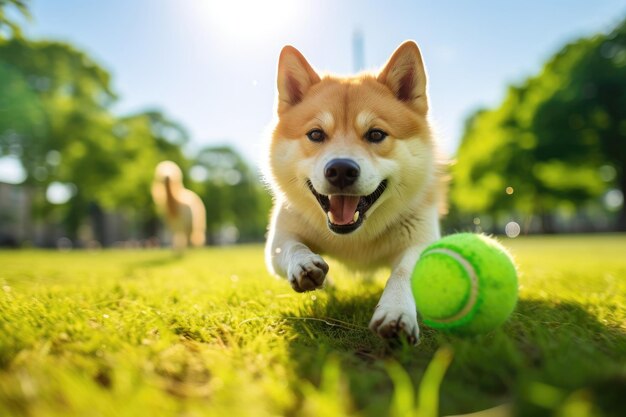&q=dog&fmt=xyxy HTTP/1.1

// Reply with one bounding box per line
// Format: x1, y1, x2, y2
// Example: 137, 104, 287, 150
264, 41, 446, 344
151, 161, 206, 250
